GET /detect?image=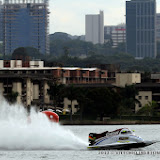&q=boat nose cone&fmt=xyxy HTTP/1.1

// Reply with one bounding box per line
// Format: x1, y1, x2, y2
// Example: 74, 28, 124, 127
42, 111, 59, 123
